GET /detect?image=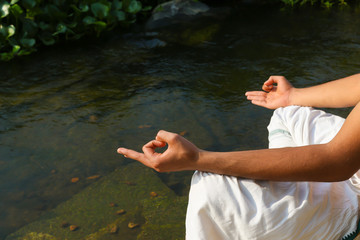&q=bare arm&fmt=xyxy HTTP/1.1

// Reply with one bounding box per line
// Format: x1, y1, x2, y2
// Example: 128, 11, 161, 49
118, 75, 360, 181
117, 102, 360, 182
245, 74, 360, 109
196, 102, 360, 181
